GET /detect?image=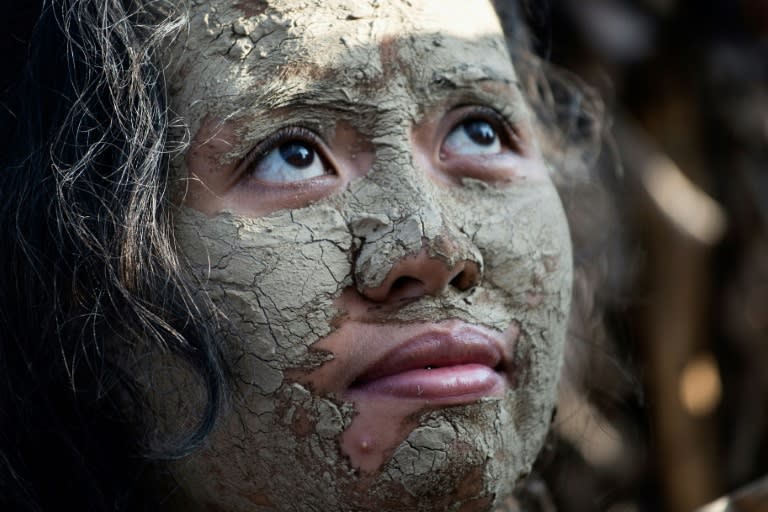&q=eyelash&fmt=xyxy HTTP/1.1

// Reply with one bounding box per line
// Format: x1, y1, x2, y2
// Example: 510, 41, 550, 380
445, 105, 522, 154
241, 126, 333, 179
